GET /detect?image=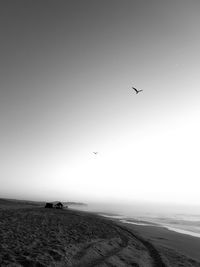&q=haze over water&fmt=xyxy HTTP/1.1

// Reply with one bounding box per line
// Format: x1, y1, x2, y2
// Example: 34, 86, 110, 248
71, 201, 200, 238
